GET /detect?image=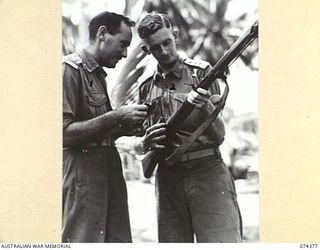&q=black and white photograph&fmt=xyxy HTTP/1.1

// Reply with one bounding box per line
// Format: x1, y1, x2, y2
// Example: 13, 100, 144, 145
62, 0, 258, 243
2, 0, 320, 246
